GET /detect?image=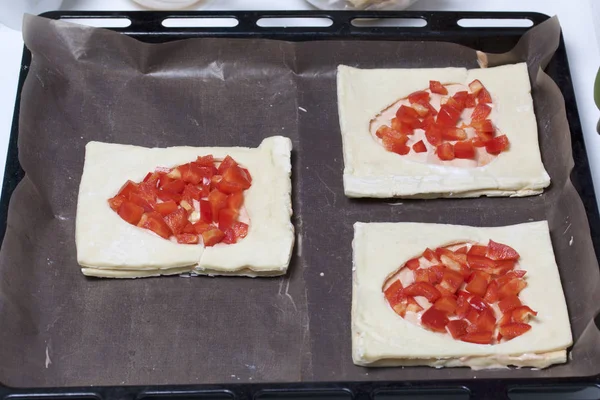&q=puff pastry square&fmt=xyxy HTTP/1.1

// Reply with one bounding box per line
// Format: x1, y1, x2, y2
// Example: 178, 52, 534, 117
351, 221, 572, 369
337, 63, 550, 198
76, 136, 294, 278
